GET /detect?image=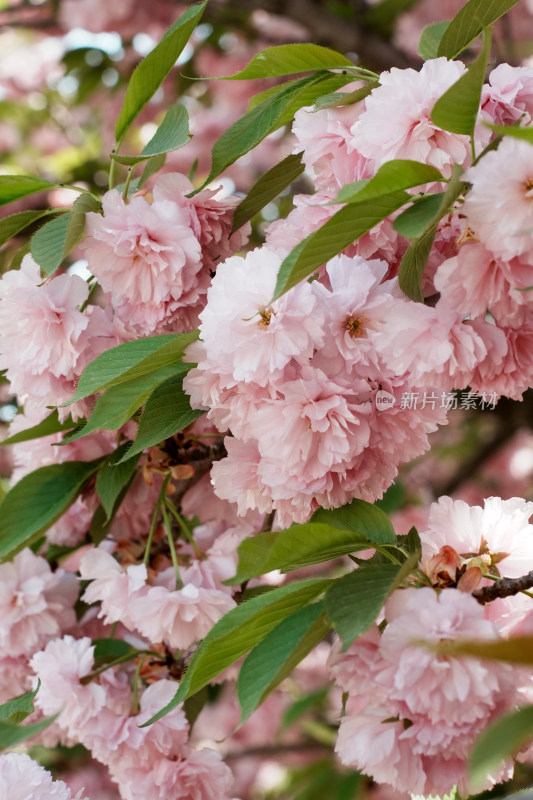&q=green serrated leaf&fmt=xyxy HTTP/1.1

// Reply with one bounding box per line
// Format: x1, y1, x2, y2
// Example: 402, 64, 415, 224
115, 373, 203, 463
237, 603, 330, 723
62, 361, 190, 442
484, 122, 533, 142
334, 160, 443, 204
313, 82, 377, 110
138, 153, 167, 188
418, 21, 451, 60
311, 498, 397, 543
273, 191, 409, 300
96, 445, 141, 520
431, 635, 533, 666
31, 213, 70, 278
0, 714, 57, 751
281, 686, 329, 730
226, 524, 382, 586
437, 0, 520, 59
202, 72, 354, 189
0, 683, 39, 724
0, 410, 76, 447
393, 193, 444, 239
67, 331, 198, 404
431, 28, 492, 137
143, 579, 330, 725
0, 460, 100, 559
469, 705, 533, 787
92, 637, 137, 667
232, 152, 304, 233
115, 2, 207, 144
325, 554, 418, 649
0, 175, 56, 207
0, 209, 60, 248
113, 104, 190, 165
63, 193, 101, 257
219, 43, 354, 80
398, 164, 465, 301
